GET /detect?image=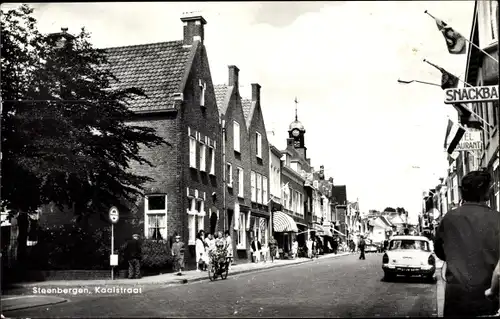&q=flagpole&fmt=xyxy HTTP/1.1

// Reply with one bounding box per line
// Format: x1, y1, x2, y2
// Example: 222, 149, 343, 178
464, 38, 499, 63
423, 59, 494, 129
423, 59, 473, 88
424, 10, 499, 63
